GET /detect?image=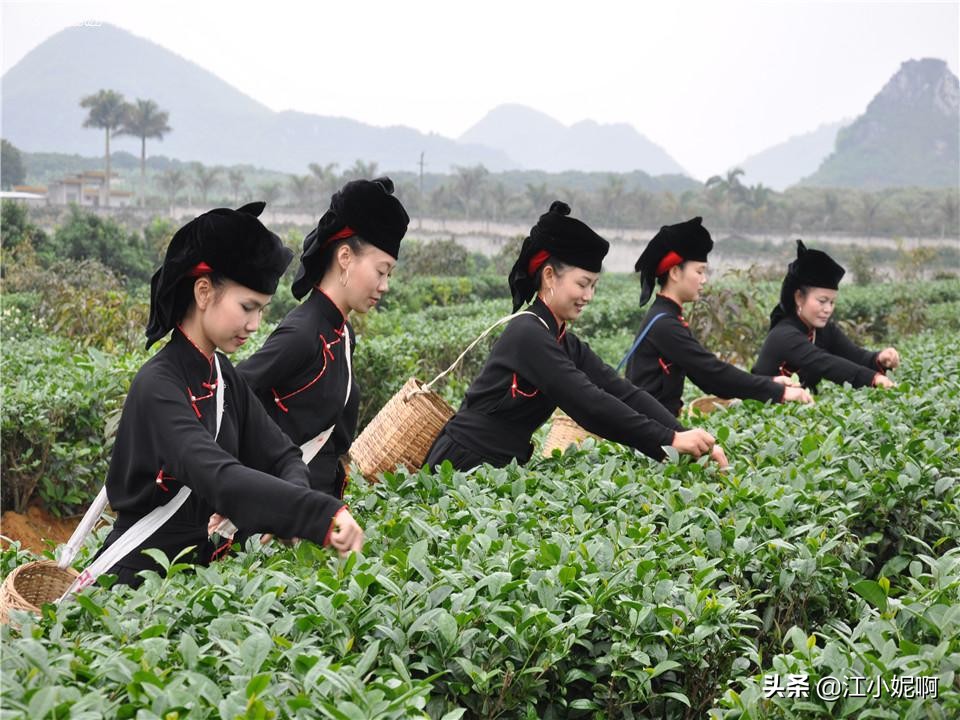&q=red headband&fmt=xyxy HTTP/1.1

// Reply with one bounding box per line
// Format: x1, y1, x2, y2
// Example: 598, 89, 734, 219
655, 251, 684, 276
527, 250, 550, 276
322, 225, 356, 249
188, 261, 213, 277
